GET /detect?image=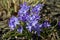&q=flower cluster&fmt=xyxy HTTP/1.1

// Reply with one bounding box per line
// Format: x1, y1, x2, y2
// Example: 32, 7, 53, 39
9, 2, 51, 36
26, 14, 41, 35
